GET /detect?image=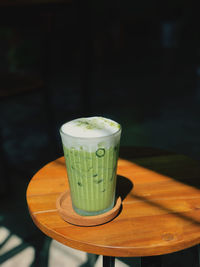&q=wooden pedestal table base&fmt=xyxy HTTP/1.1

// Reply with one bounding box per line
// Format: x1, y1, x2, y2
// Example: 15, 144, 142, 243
26, 147, 200, 267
